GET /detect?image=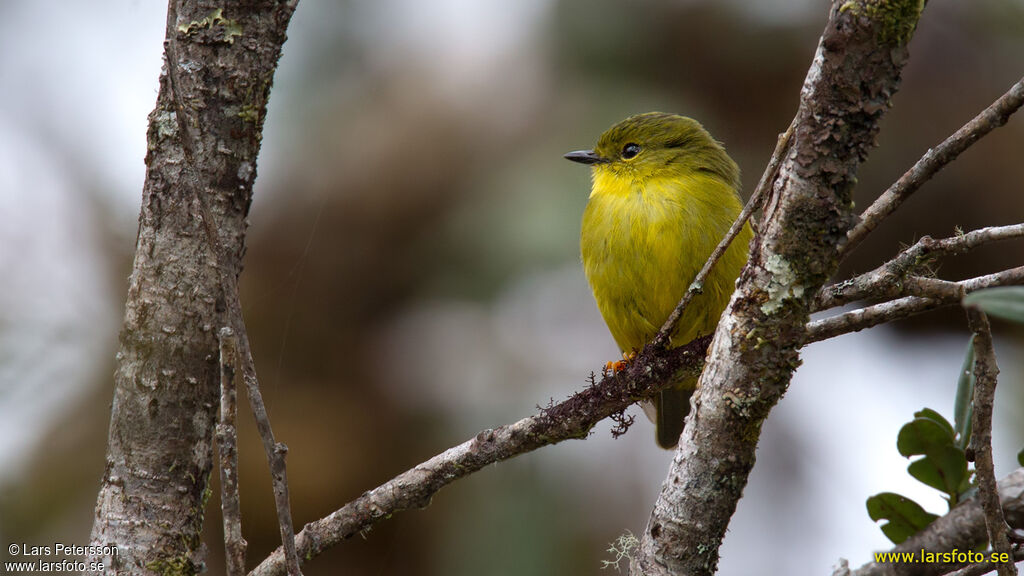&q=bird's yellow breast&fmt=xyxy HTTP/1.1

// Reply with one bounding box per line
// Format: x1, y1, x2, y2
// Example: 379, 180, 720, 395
580, 168, 750, 353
